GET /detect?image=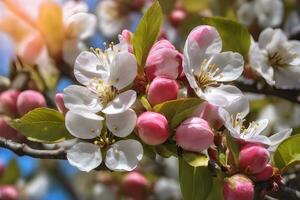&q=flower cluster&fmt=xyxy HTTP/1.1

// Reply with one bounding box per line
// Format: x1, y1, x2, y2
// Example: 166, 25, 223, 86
60, 23, 293, 199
